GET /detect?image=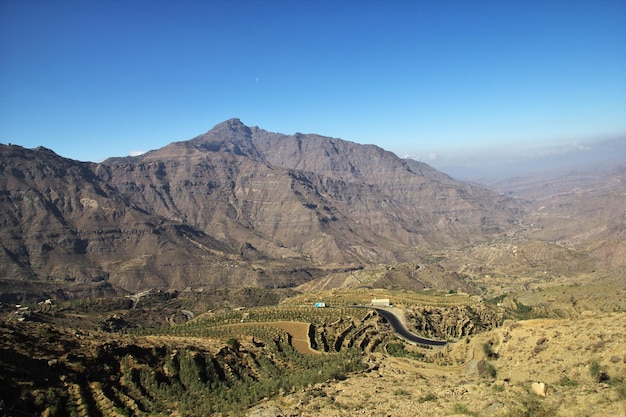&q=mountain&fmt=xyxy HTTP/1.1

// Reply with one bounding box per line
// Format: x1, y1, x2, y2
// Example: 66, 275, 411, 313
100, 119, 521, 263
1, 119, 523, 296
502, 166, 626, 269
0, 144, 315, 300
